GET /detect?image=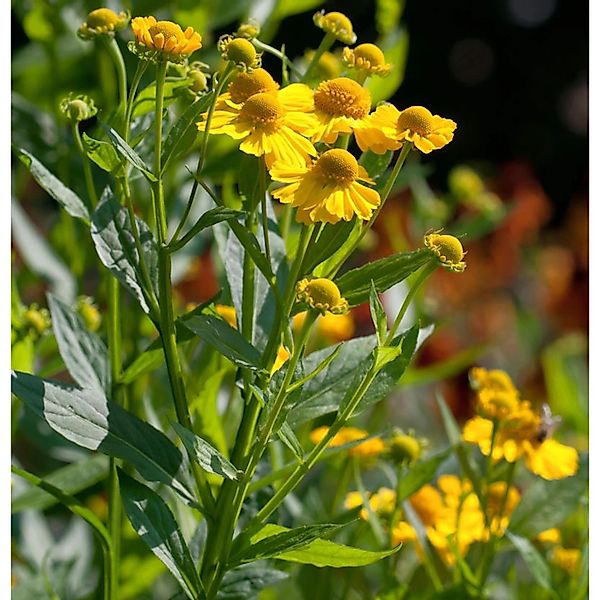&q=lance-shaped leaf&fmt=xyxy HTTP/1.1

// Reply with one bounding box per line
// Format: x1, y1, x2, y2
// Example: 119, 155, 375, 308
182, 314, 264, 370
82, 133, 122, 174
47, 293, 111, 395
217, 563, 288, 600
119, 471, 203, 600
11, 371, 194, 504
232, 523, 347, 564
240, 524, 399, 568
105, 127, 157, 181
91, 187, 158, 314
14, 147, 90, 221
506, 532, 556, 595
336, 248, 432, 306
172, 422, 242, 482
